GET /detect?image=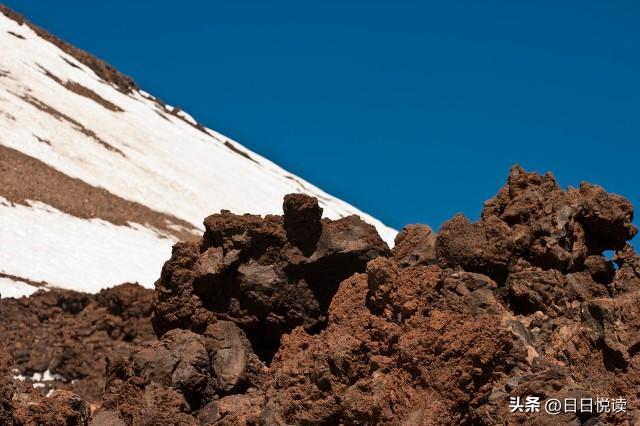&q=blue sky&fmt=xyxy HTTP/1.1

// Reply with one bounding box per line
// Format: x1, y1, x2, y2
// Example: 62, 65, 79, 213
6, 1, 639, 234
